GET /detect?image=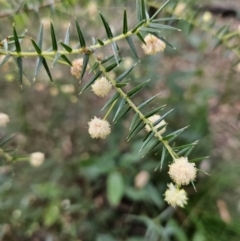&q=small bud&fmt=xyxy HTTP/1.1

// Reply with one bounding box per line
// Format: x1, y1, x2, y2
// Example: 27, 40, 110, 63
30, 152, 45, 167
0, 113, 10, 127
134, 170, 150, 189
91, 77, 112, 97
168, 157, 197, 185
141, 34, 166, 55
145, 114, 166, 135
164, 183, 188, 208
88, 117, 111, 139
